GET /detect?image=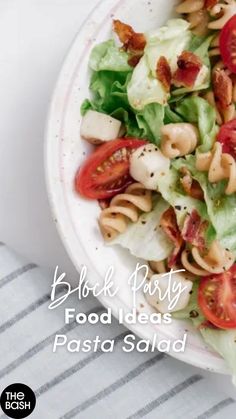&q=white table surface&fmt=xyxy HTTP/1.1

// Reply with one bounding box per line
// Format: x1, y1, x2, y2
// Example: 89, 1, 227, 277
0, 0, 96, 279
0, 0, 236, 398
